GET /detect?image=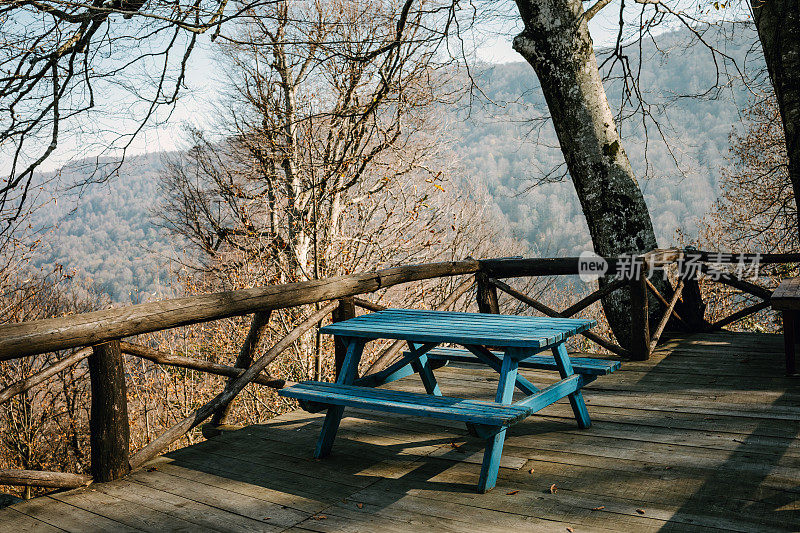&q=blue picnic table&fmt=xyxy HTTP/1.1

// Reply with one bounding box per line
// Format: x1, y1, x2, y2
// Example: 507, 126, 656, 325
279, 309, 620, 493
